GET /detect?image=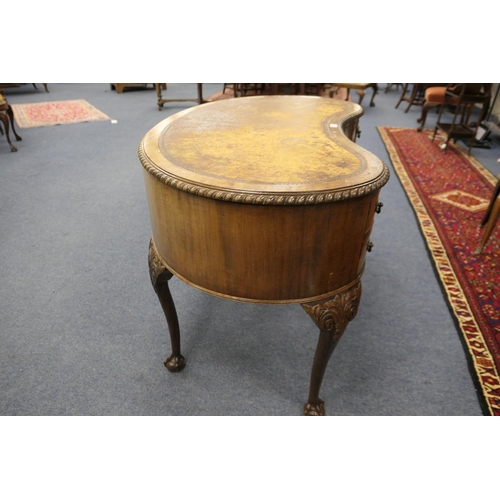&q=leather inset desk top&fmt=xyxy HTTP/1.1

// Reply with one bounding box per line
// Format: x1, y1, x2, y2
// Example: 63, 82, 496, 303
140, 96, 388, 203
